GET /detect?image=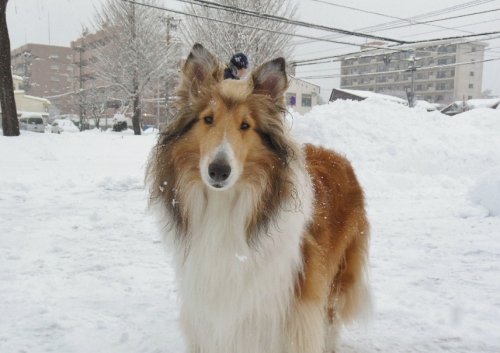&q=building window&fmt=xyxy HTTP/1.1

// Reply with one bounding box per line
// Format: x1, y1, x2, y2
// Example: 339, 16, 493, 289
470, 71, 474, 77
436, 82, 453, 90
468, 95, 473, 99
301, 94, 312, 107
469, 83, 474, 89
471, 46, 476, 52
286, 93, 296, 106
